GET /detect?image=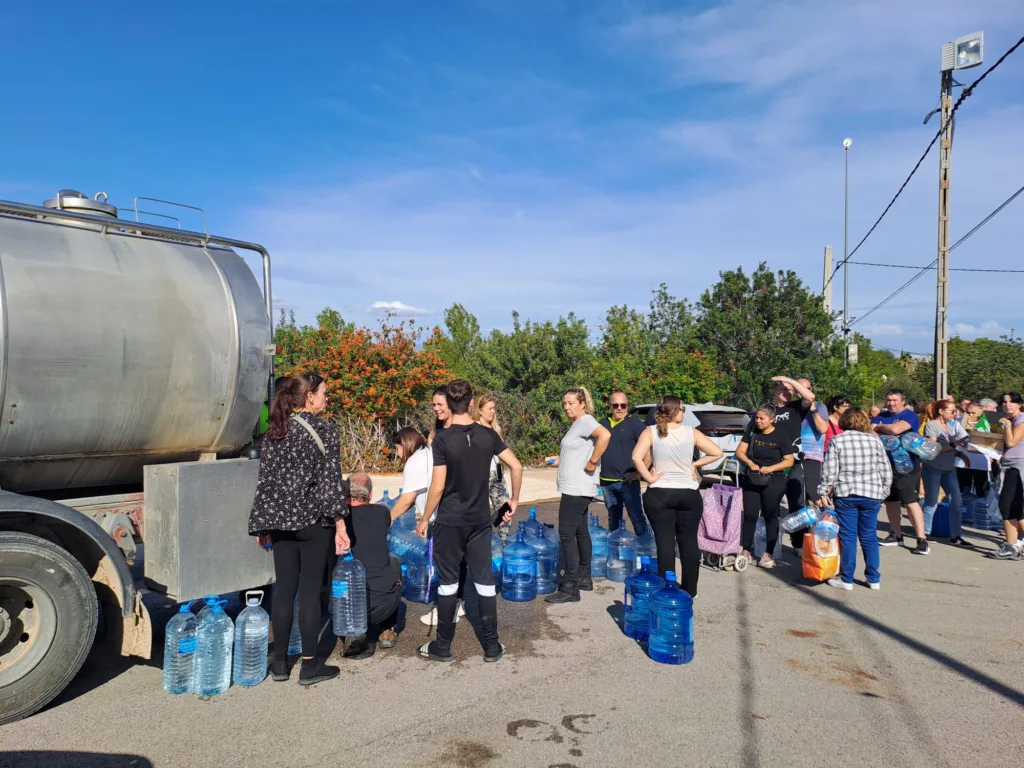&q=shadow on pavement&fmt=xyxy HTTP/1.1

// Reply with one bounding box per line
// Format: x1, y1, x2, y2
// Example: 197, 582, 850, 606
605, 600, 625, 631
733, 572, 760, 767
0, 752, 151, 768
